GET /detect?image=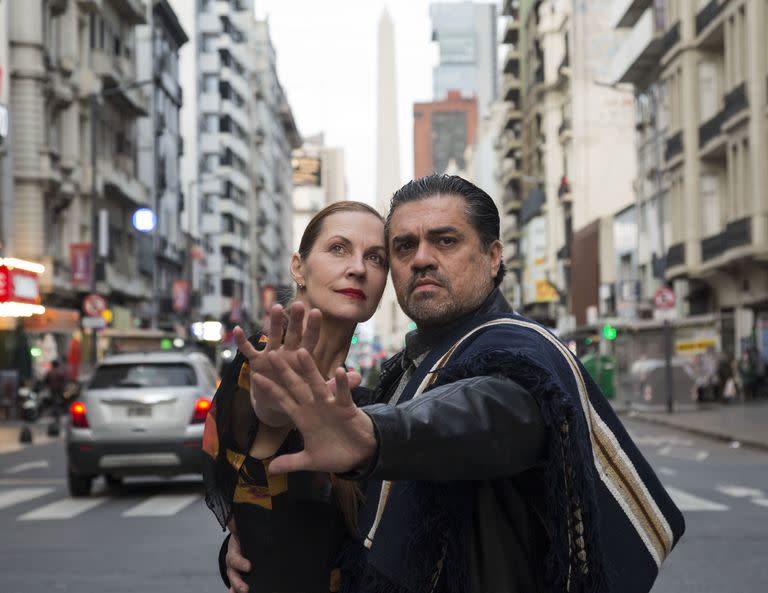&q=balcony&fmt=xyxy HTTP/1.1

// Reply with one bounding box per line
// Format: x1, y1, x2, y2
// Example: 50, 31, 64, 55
499, 130, 522, 158
504, 106, 522, 129
722, 83, 748, 125
502, 192, 522, 214
662, 21, 680, 56
724, 217, 752, 250
610, 0, 652, 28
502, 18, 520, 45
608, 8, 664, 84
666, 242, 685, 269
502, 75, 521, 103
698, 110, 724, 148
695, 0, 724, 36
106, 0, 146, 25
701, 232, 725, 262
502, 0, 519, 18
503, 48, 521, 77
503, 225, 521, 243
664, 130, 683, 162
558, 118, 572, 141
